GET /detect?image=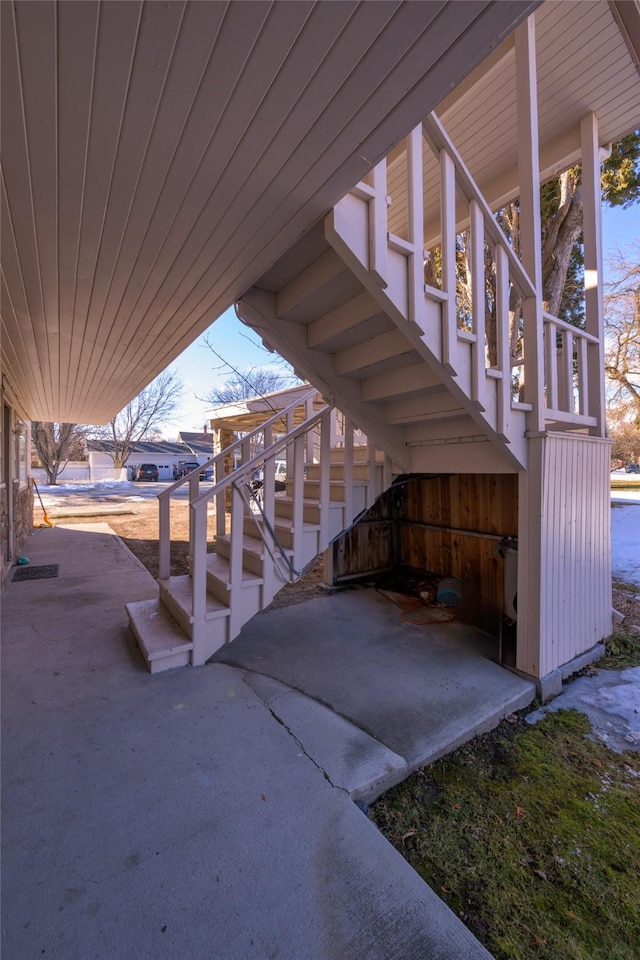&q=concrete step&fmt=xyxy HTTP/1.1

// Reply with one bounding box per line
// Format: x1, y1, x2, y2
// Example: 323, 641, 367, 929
126, 598, 193, 674
159, 575, 230, 635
